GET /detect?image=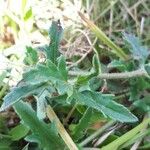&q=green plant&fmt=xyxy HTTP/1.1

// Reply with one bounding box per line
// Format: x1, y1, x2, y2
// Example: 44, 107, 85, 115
0, 18, 150, 149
